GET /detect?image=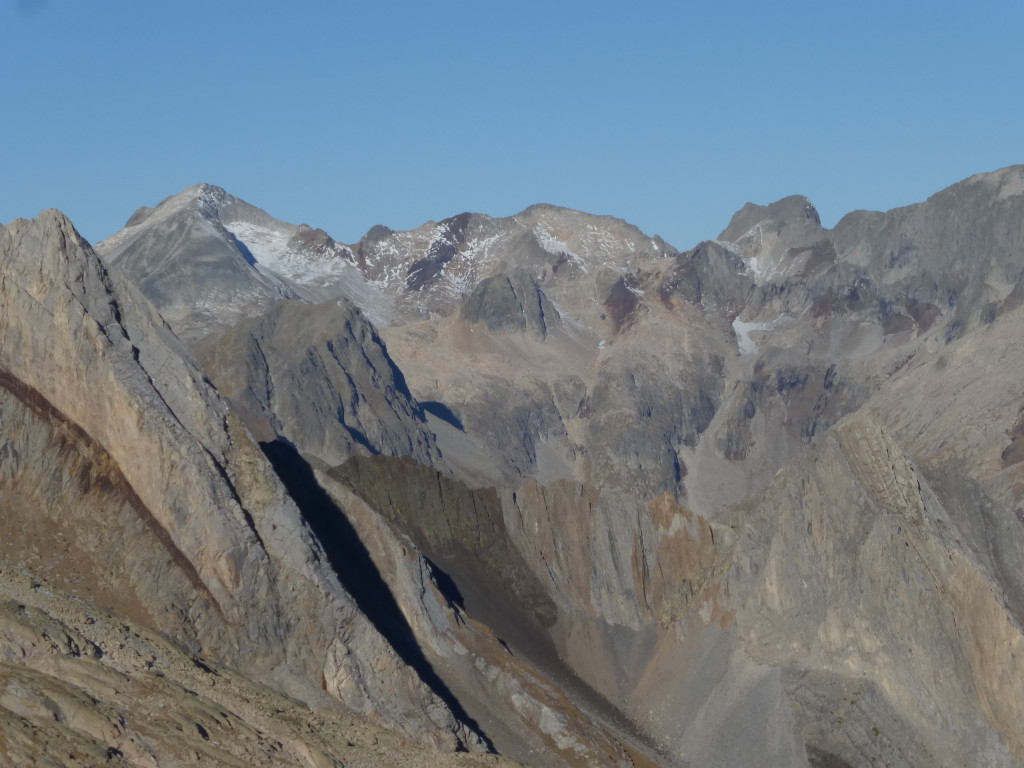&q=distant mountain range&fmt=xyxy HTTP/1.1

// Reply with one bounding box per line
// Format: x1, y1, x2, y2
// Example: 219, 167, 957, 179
2, 166, 1024, 767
